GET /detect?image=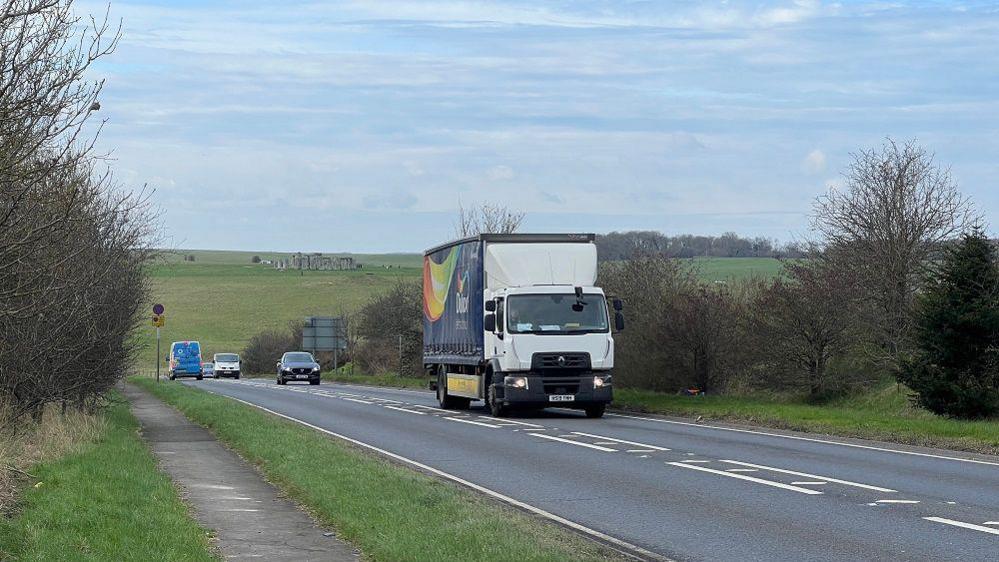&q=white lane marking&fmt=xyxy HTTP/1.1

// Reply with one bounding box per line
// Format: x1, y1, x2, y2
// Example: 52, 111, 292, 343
480, 417, 544, 428
678, 460, 712, 464
207, 391, 670, 561
607, 412, 999, 467
383, 405, 426, 415
341, 397, 374, 405
531, 433, 618, 452
410, 405, 439, 410
570, 431, 671, 451
626, 449, 656, 453
983, 522, 999, 525
595, 442, 619, 445
719, 460, 897, 493
875, 499, 919, 504
444, 417, 504, 429
726, 468, 758, 473
923, 517, 999, 536
791, 481, 827, 485
667, 462, 824, 495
